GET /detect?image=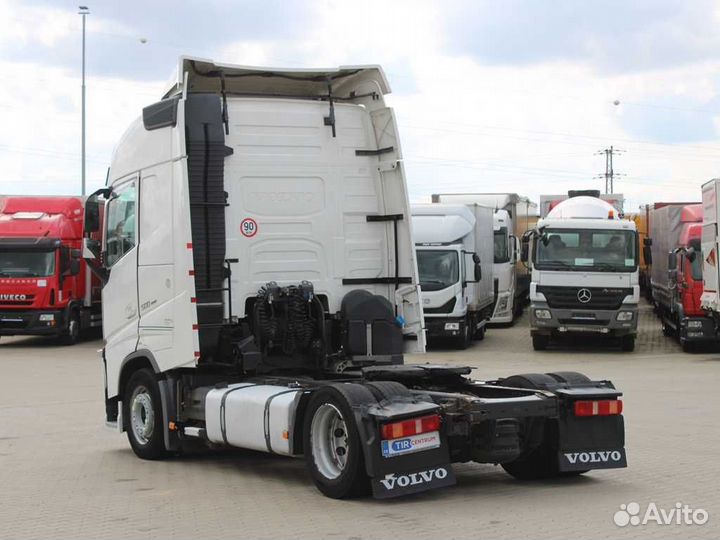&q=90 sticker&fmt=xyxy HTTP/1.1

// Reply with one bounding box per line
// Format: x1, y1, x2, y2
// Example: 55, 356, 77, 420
240, 218, 258, 238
